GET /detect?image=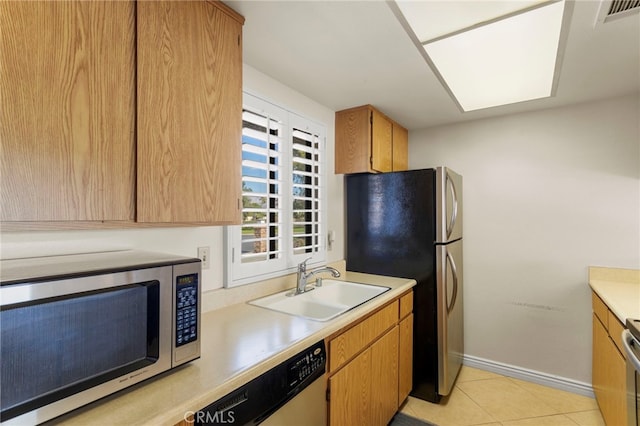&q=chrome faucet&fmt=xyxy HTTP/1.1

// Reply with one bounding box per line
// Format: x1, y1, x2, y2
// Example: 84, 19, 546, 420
290, 258, 341, 296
